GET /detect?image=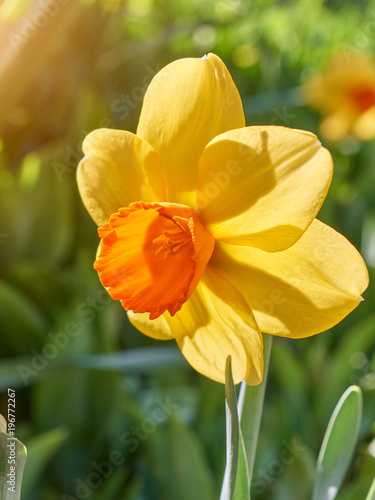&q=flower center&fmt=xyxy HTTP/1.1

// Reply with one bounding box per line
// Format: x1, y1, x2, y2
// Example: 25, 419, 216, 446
94, 201, 215, 319
153, 217, 192, 259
